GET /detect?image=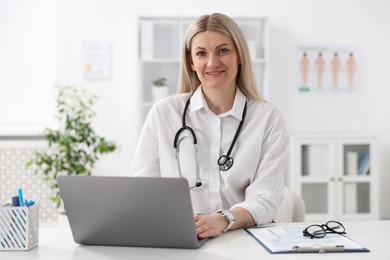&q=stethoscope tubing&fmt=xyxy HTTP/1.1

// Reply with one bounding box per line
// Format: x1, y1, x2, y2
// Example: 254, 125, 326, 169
174, 94, 247, 188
